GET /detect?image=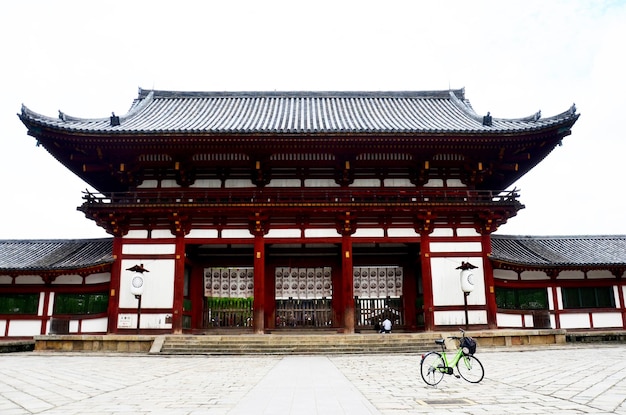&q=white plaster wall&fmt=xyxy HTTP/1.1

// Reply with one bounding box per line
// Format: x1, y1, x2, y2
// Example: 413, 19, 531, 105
47, 293, 54, 316
120, 259, 175, 309
0, 275, 12, 284
0, 320, 6, 334
353, 228, 384, 238
557, 270, 585, 279
190, 179, 221, 188
493, 269, 518, 280
137, 179, 158, 188
587, 270, 615, 279
383, 178, 413, 187
80, 317, 108, 333
446, 179, 466, 187
117, 313, 173, 330
152, 229, 176, 238
225, 179, 252, 188
85, 272, 111, 284
456, 228, 480, 237
430, 257, 486, 306
387, 228, 419, 237
161, 179, 179, 188
351, 179, 380, 187
52, 274, 83, 284
429, 242, 482, 253
125, 230, 149, 238
304, 228, 340, 238
222, 229, 253, 238
187, 229, 219, 238
266, 229, 301, 238
8, 320, 41, 336
592, 312, 623, 328
14, 275, 43, 284
304, 179, 340, 187
266, 179, 301, 187
559, 313, 590, 329
424, 179, 444, 187
520, 271, 549, 280
38, 292, 46, 316
434, 310, 487, 326
431, 228, 453, 237
496, 312, 523, 327
122, 244, 176, 255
